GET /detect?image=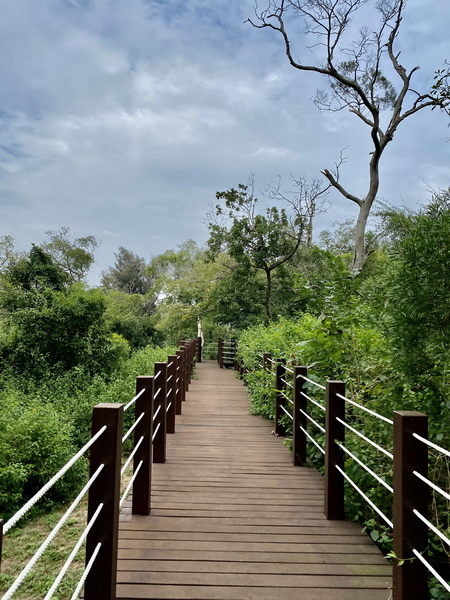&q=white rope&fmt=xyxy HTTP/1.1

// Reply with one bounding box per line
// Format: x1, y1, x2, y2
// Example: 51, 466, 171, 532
300, 391, 326, 412
279, 405, 293, 421
281, 377, 293, 389
413, 434, 450, 459
284, 366, 294, 375
154, 387, 162, 399
167, 361, 174, 368
70, 542, 102, 600
413, 509, 450, 549
43, 503, 104, 600
3, 426, 107, 534
122, 411, 145, 443
335, 465, 393, 528
154, 371, 161, 380
1, 465, 104, 600
300, 426, 325, 455
413, 471, 450, 502
119, 461, 143, 508
167, 374, 173, 383
152, 423, 161, 443
338, 443, 393, 493
153, 405, 161, 421
412, 549, 450, 593
166, 389, 172, 398
301, 375, 326, 390
123, 388, 146, 413
336, 417, 394, 459
336, 393, 393, 425
121, 436, 144, 476
300, 408, 326, 434
166, 402, 172, 413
